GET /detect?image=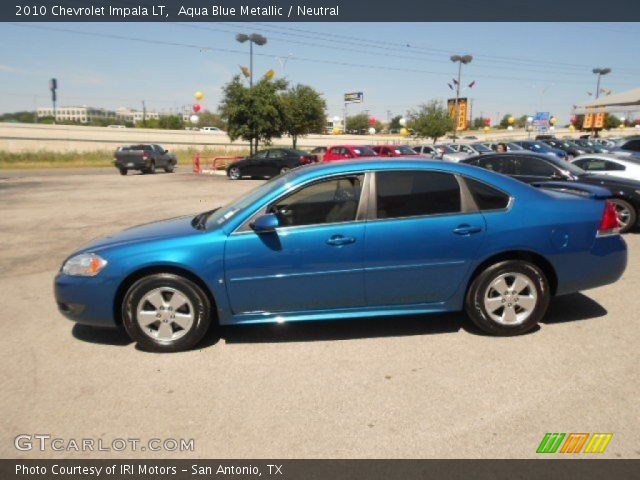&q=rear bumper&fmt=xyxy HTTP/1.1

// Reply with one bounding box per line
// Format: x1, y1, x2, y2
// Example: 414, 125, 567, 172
114, 159, 151, 170
554, 234, 627, 295
54, 272, 119, 328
